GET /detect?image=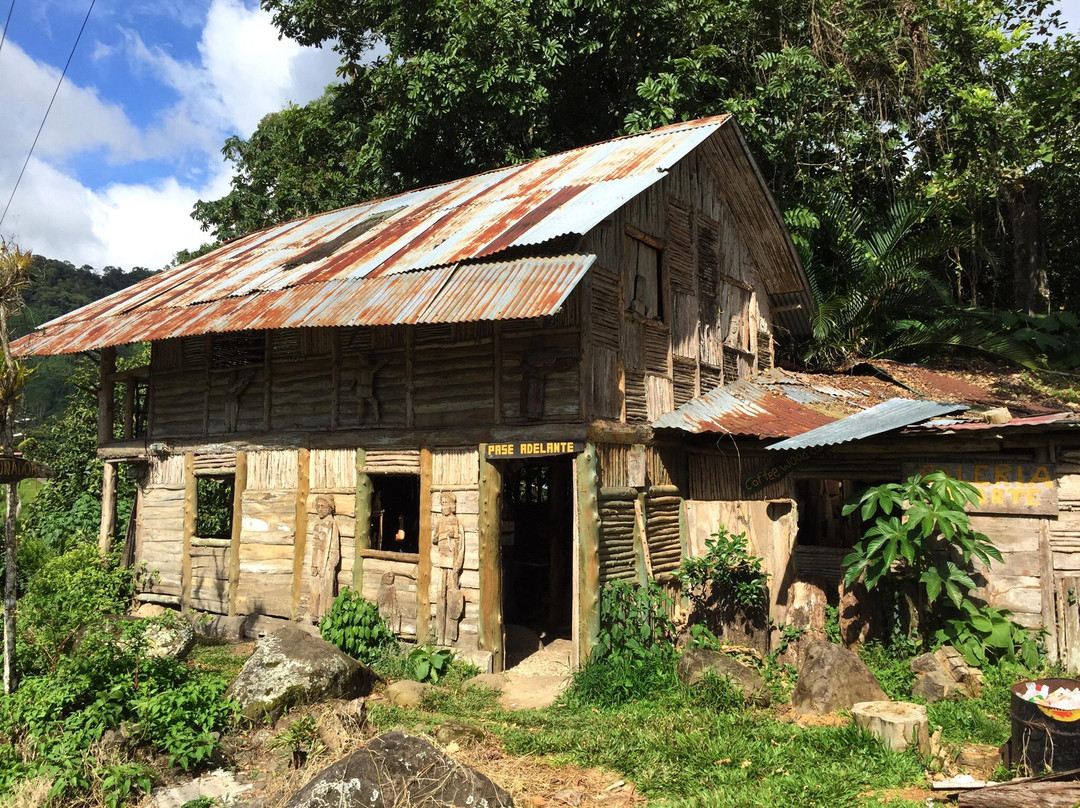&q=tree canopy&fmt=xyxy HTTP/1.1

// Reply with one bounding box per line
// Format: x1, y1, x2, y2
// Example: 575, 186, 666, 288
190, 0, 1080, 359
